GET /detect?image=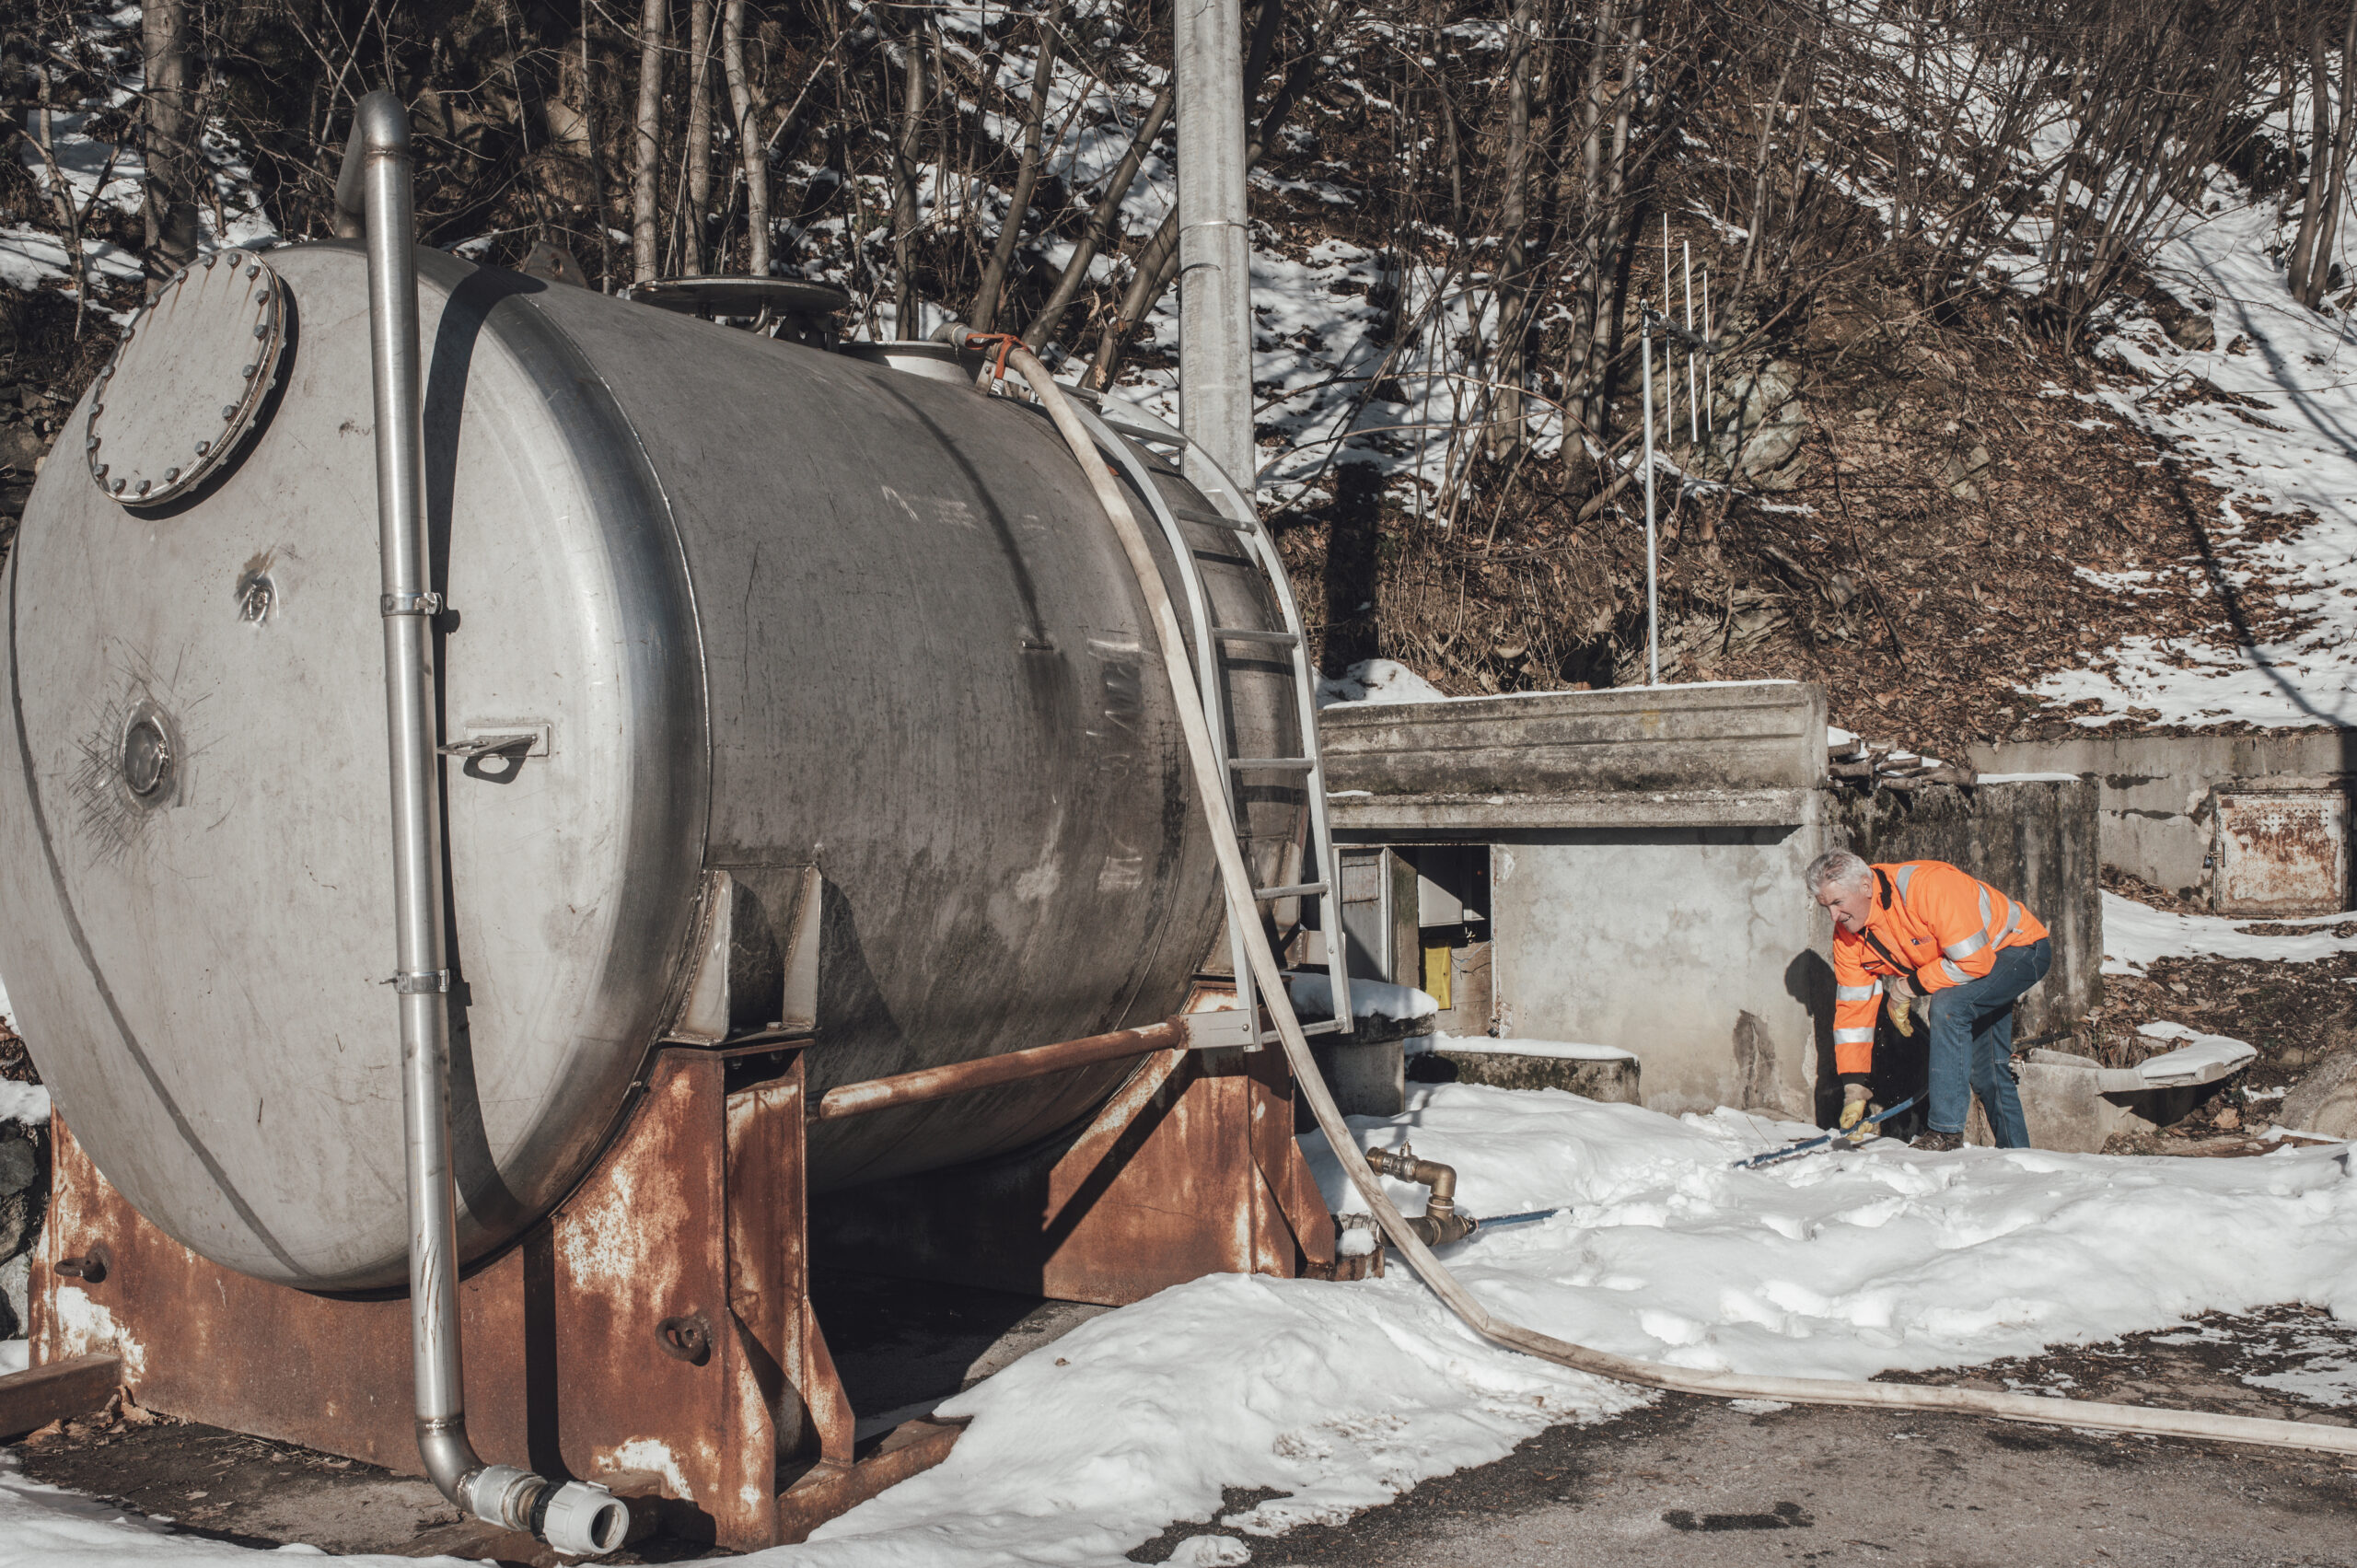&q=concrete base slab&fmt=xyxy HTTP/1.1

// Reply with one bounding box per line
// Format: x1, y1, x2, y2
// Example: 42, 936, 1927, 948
1408, 1046, 1642, 1104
